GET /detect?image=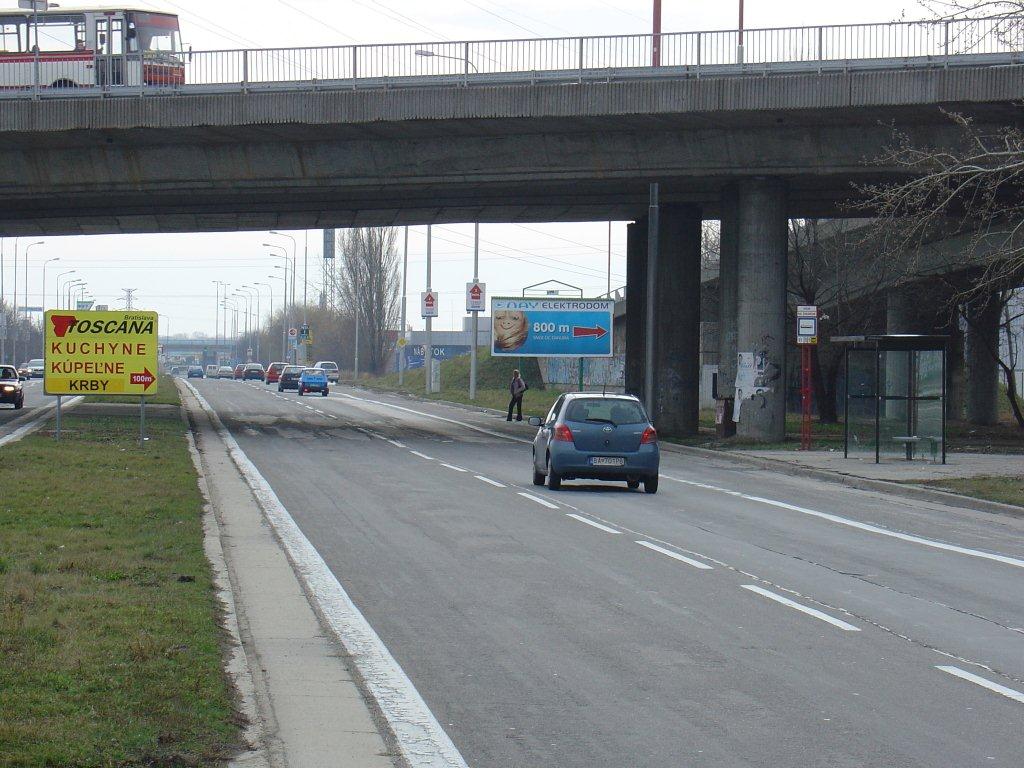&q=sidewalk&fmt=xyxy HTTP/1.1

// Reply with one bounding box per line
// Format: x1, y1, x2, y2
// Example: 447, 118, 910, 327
180, 384, 398, 768
731, 449, 1022, 482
